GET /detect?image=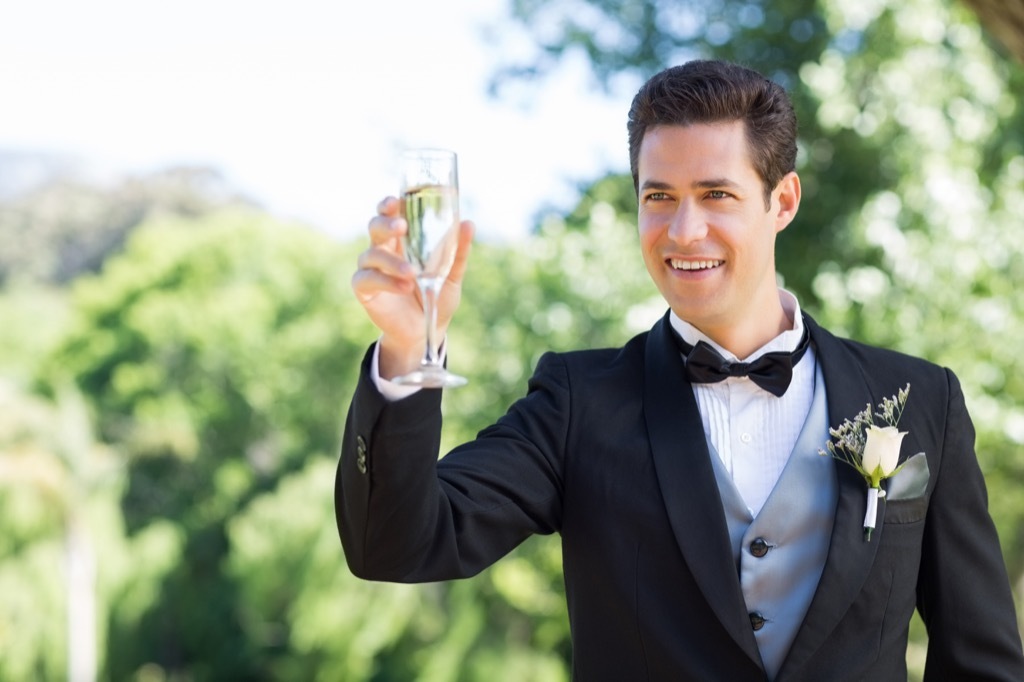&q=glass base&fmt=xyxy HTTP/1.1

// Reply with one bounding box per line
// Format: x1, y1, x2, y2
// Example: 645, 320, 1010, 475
392, 365, 468, 389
